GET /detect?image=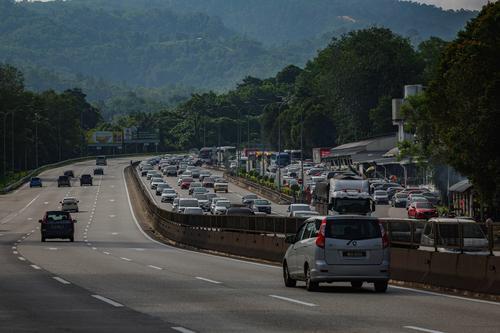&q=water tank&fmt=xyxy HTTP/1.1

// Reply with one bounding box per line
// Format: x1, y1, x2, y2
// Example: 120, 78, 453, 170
392, 98, 404, 122
404, 85, 424, 98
